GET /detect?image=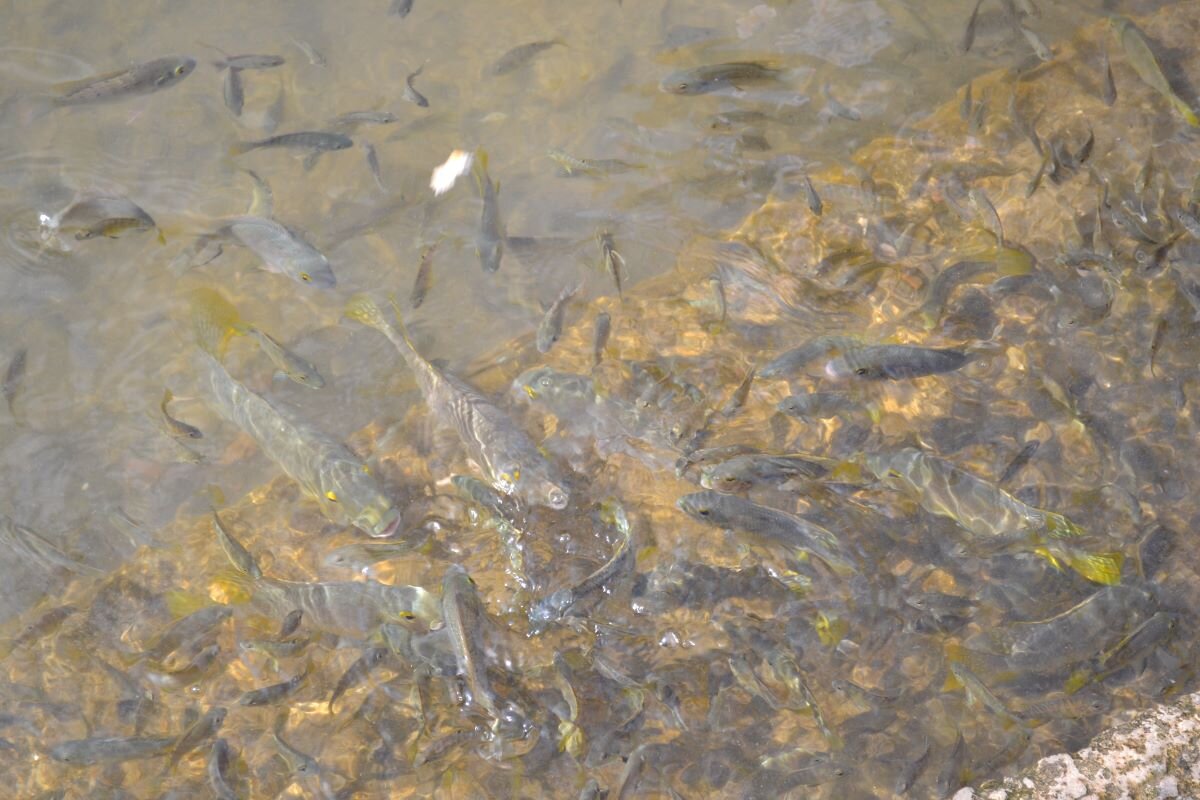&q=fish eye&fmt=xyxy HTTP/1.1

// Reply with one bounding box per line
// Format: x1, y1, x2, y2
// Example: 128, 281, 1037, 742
539, 377, 553, 388
698, 507, 711, 516
361, 464, 372, 475
325, 491, 339, 502
174, 65, 185, 75
300, 272, 312, 282
677, 82, 690, 91
855, 367, 869, 376
399, 611, 415, 620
